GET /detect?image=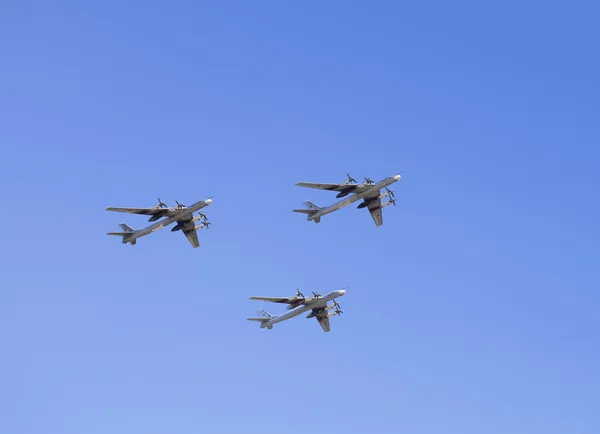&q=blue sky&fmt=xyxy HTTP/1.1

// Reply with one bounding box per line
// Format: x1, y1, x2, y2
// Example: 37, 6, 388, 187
2, 1, 599, 433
